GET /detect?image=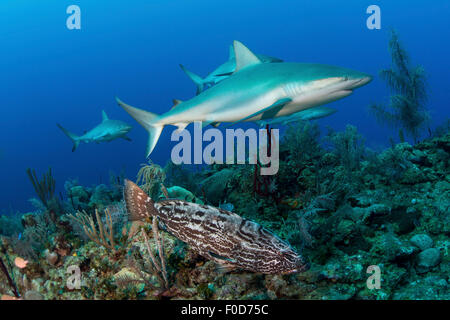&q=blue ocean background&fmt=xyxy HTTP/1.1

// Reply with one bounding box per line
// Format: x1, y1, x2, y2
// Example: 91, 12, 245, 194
0, 0, 449, 212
